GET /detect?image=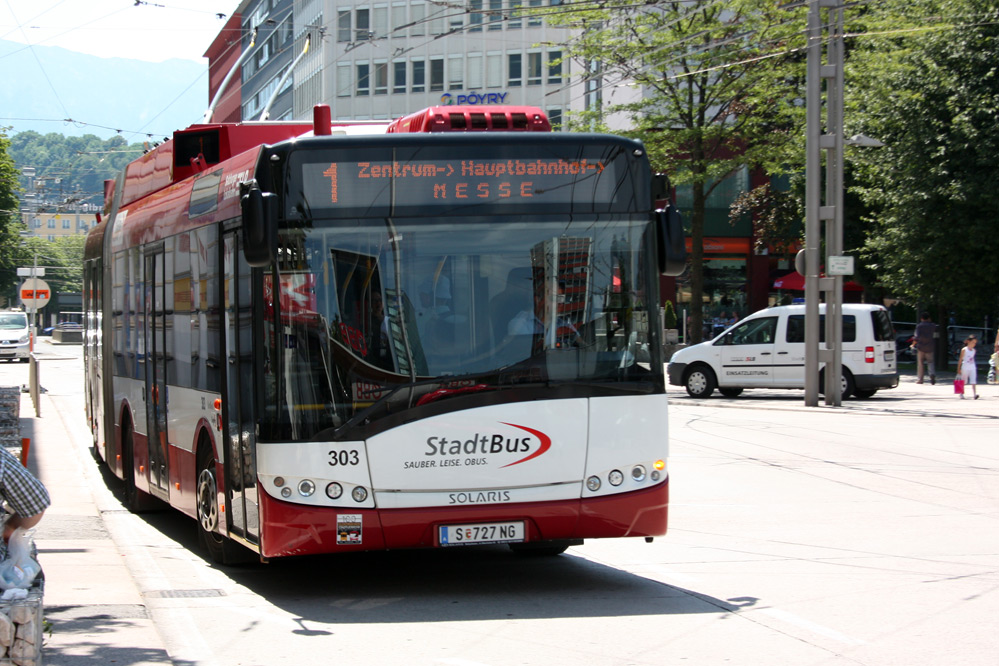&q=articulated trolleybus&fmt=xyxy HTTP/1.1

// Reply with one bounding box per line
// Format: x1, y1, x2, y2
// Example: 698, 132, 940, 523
83, 104, 686, 562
